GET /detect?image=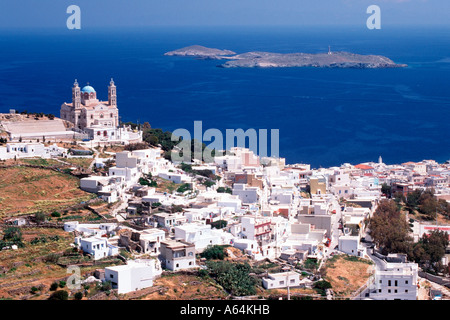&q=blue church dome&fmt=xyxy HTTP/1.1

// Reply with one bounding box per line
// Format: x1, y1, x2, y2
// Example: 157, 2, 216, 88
81, 85, 96, 93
